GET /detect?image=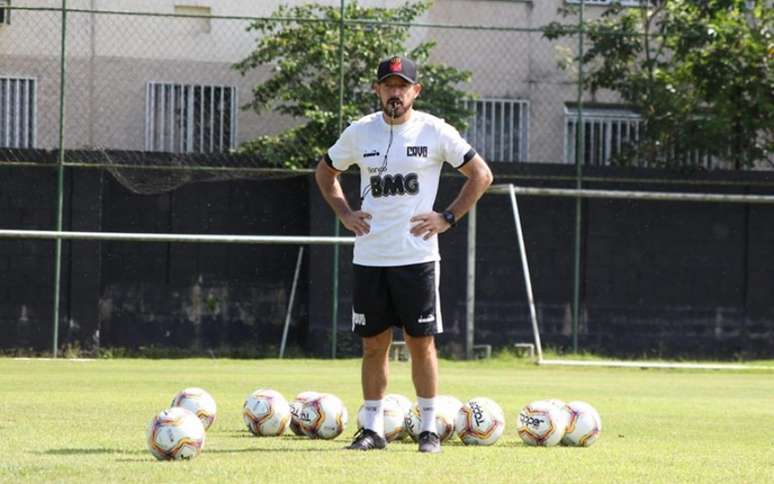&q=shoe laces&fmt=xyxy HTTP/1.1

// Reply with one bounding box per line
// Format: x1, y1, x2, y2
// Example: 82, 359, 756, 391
351, 427, 367, 441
